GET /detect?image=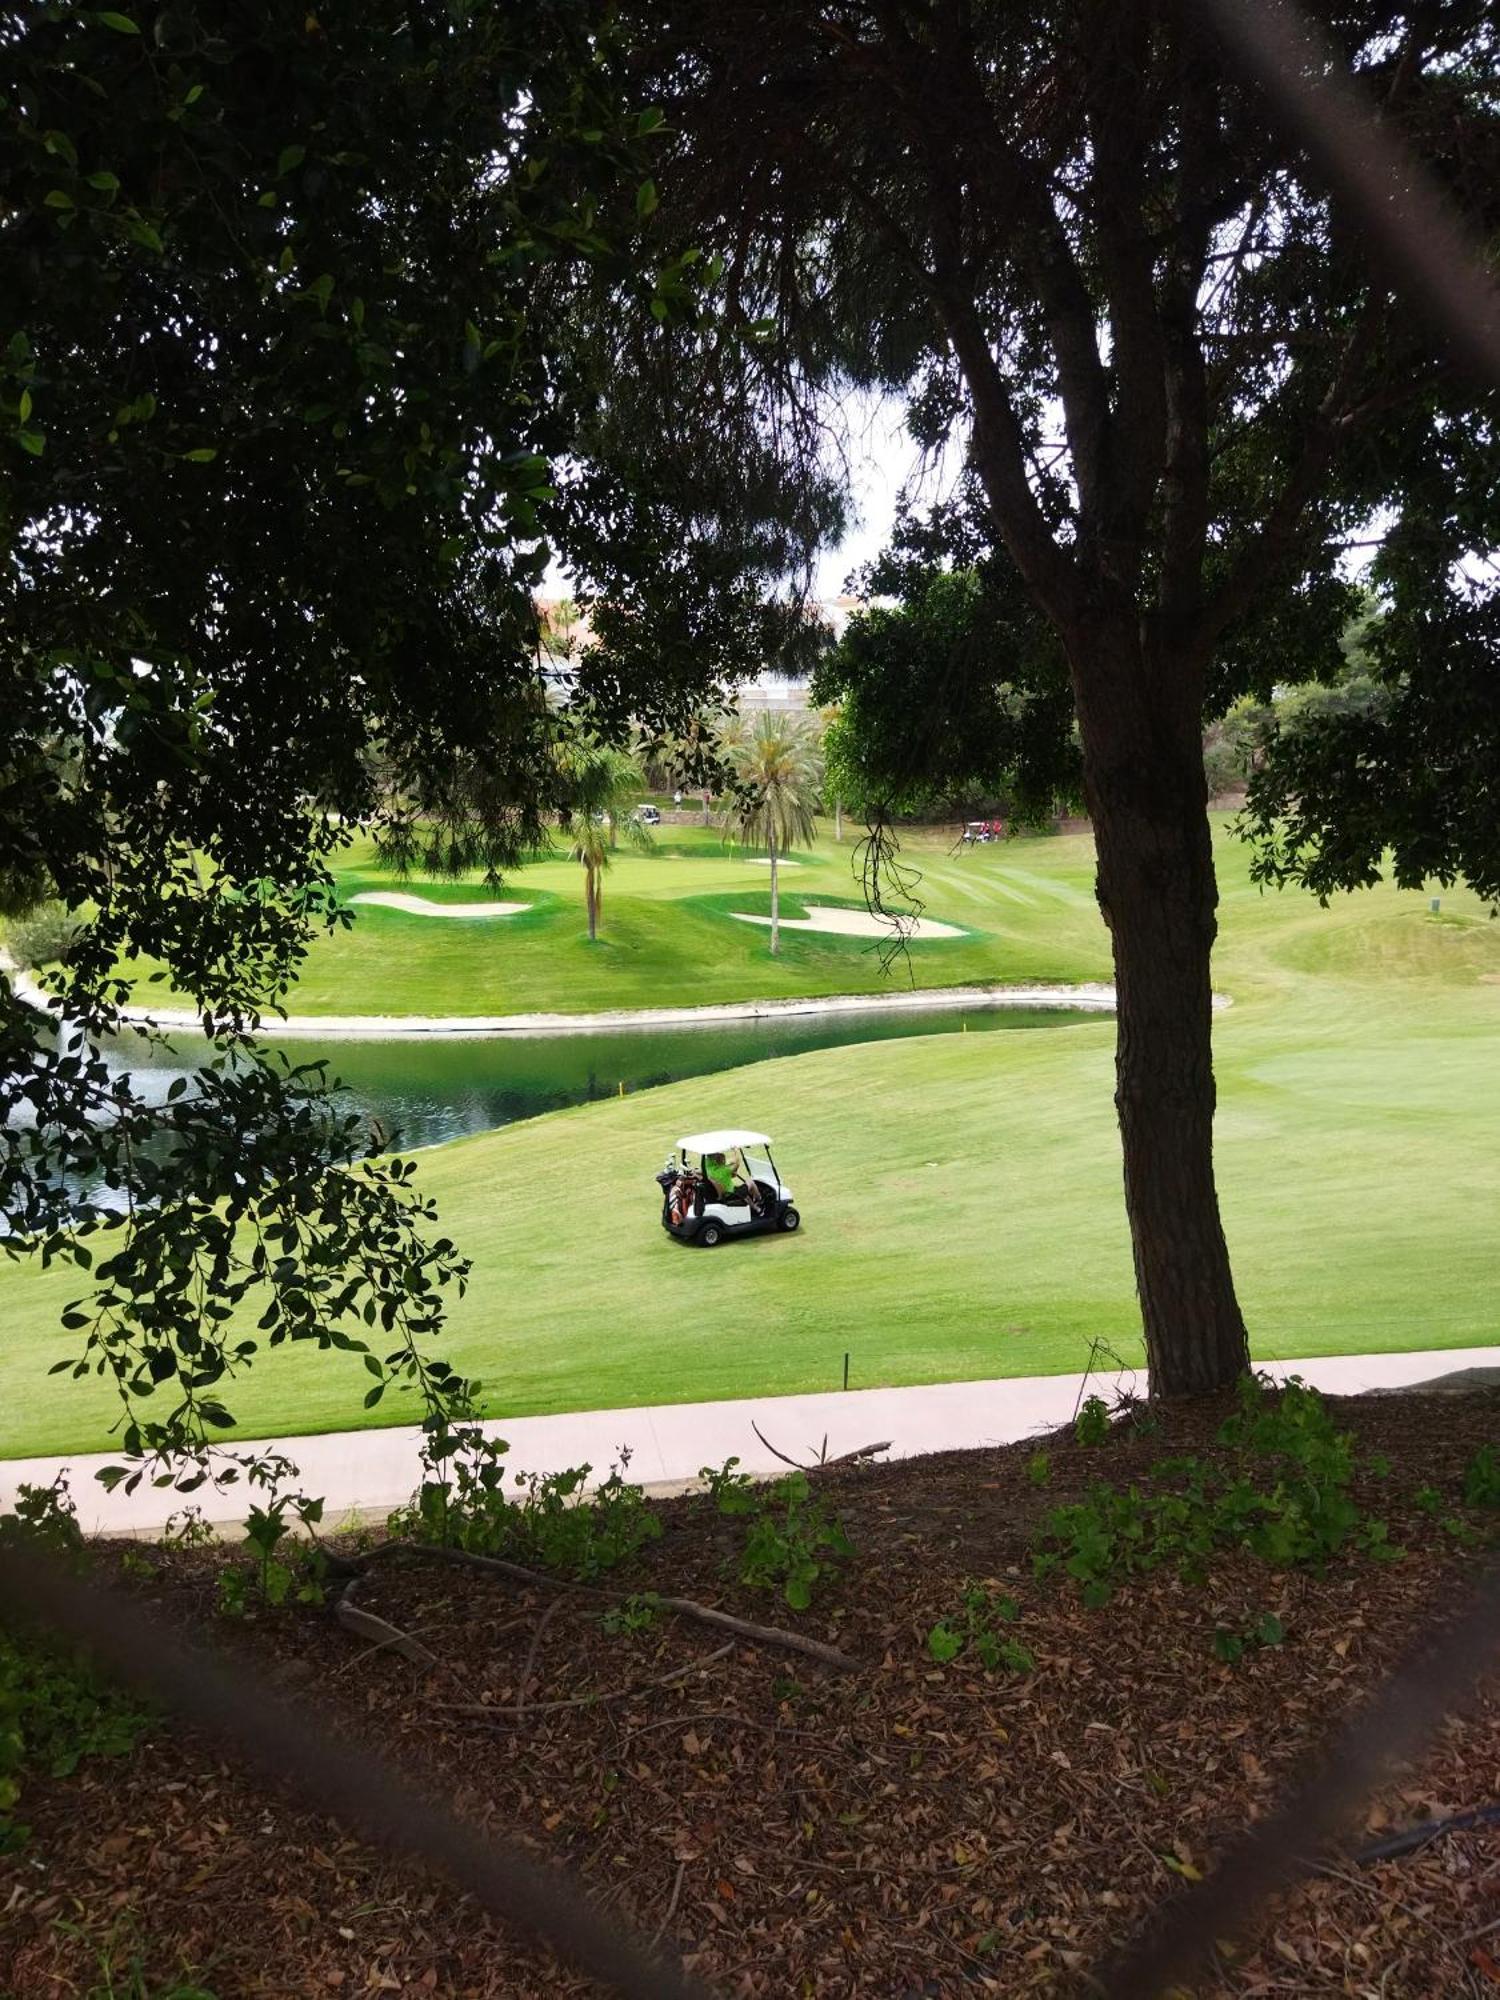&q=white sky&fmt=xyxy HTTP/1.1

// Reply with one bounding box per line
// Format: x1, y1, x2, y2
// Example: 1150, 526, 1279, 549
545, 390, 952, 606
